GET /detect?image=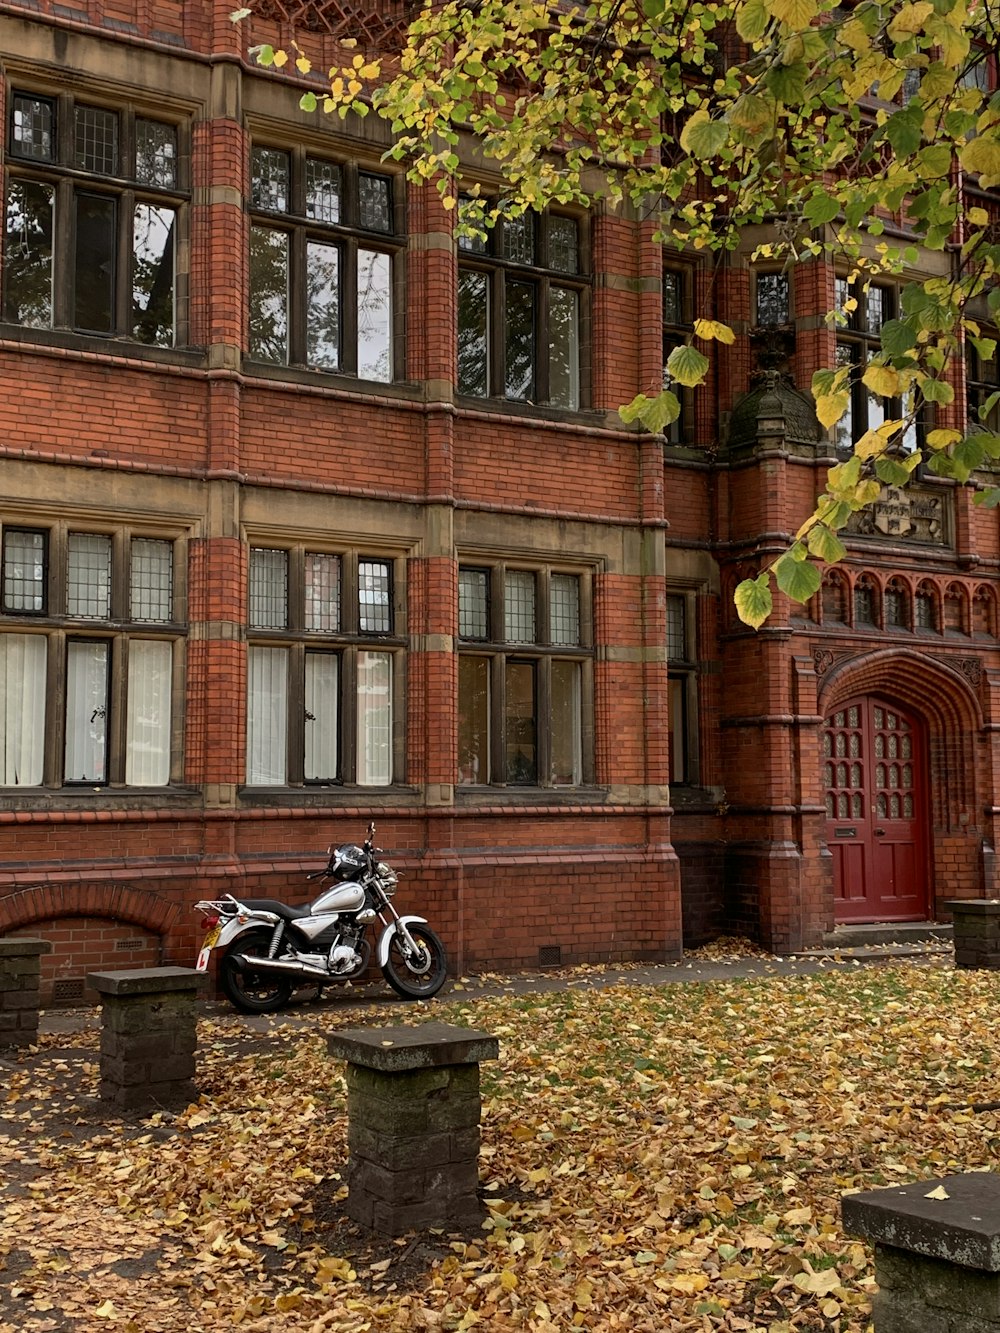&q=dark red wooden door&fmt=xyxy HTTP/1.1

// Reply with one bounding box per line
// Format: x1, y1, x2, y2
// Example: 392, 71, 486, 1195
824, 697, 928, 922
